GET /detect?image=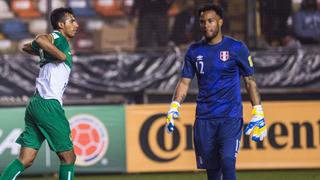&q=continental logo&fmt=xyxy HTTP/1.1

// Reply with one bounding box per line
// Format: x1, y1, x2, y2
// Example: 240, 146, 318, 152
242, 121, 320, 149
139, 113, 320, 162
139, 114, 193, 162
